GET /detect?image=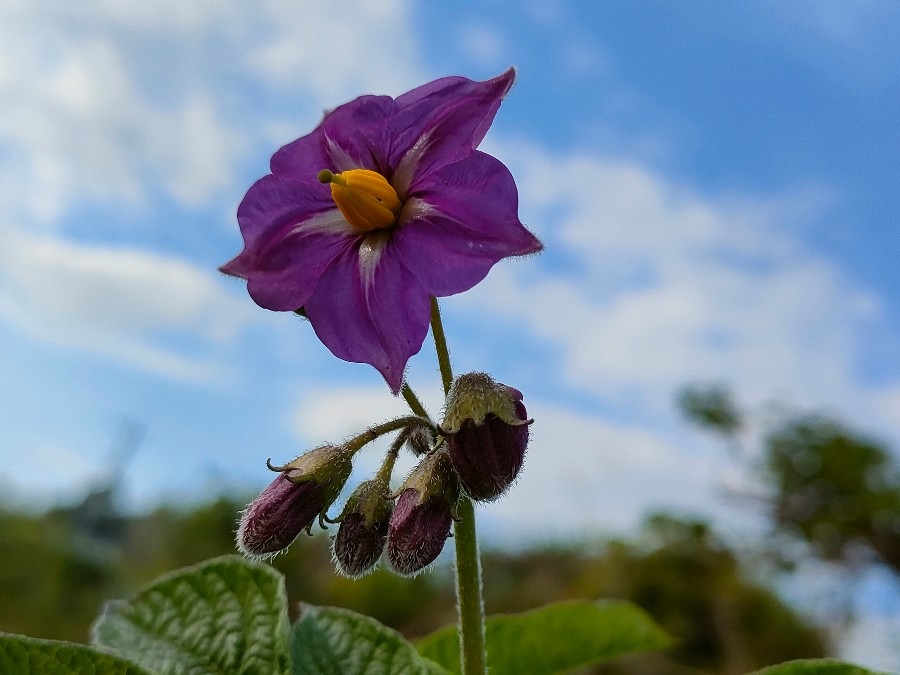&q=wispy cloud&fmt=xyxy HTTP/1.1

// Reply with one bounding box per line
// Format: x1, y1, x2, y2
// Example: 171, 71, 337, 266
0, 0, 423, 224
0, 227, 252, 381
248, 0, 423, 99
458, 23, 508, 67
484, 400, 719, 543
467, 140, 897, 436
0, 27, 245, 220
